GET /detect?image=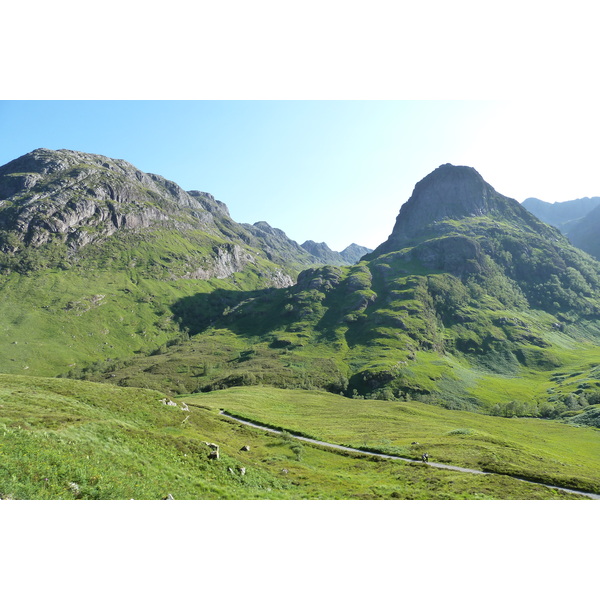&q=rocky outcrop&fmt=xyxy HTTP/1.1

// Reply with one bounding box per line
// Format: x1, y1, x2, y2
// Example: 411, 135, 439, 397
402, 235, 487, 278
185, 244, 255, 280
0, 148, 229, 252
369, 163, 547, 258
